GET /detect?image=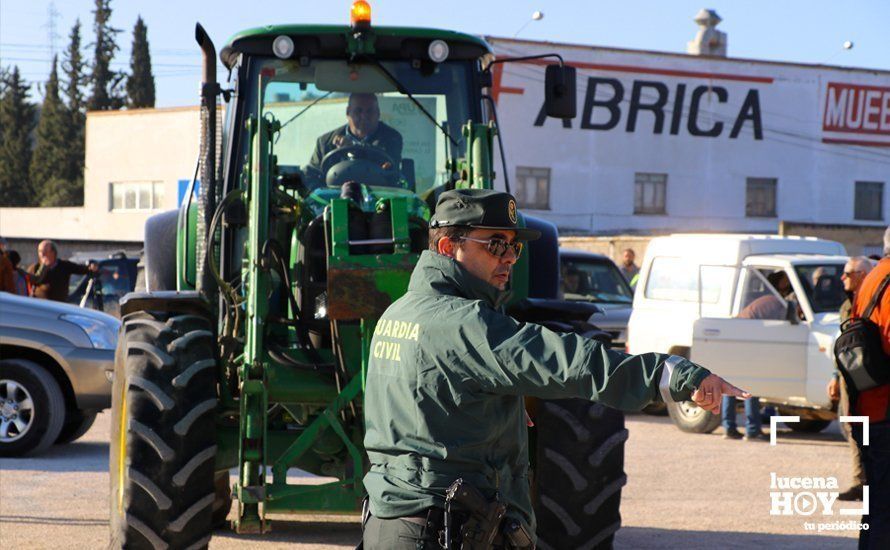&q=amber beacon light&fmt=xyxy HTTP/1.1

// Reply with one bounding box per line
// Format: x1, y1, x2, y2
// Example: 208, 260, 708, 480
351, 1, 372, 30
